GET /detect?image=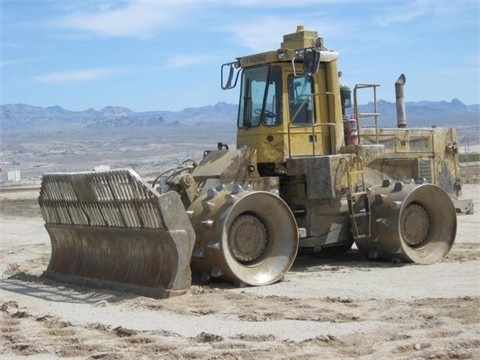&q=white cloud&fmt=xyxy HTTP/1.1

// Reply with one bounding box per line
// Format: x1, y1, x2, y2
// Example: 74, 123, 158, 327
0, 57, 44, 68
371, 0, 477, 28
226, 17, 301, 52
52, 0, 193, 39
35, 68, 118, 84
216, 0, 352, 8
373, 0, 431, 26
225, 16, 350, 55
164, 54, 215, 69
1, 42, 23, 49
